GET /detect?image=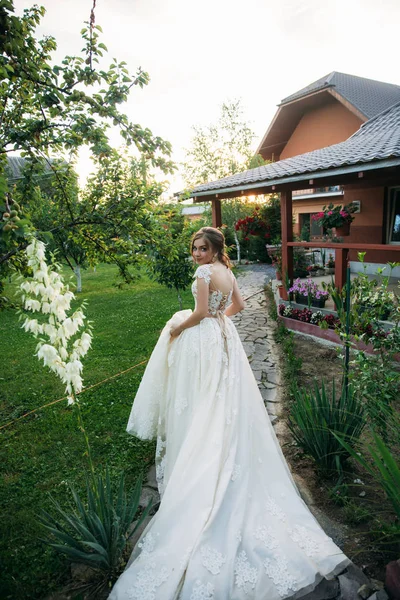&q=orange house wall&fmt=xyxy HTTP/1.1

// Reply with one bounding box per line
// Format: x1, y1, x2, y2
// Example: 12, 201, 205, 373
343, 185, 392, 263
281, 102, 363, 160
